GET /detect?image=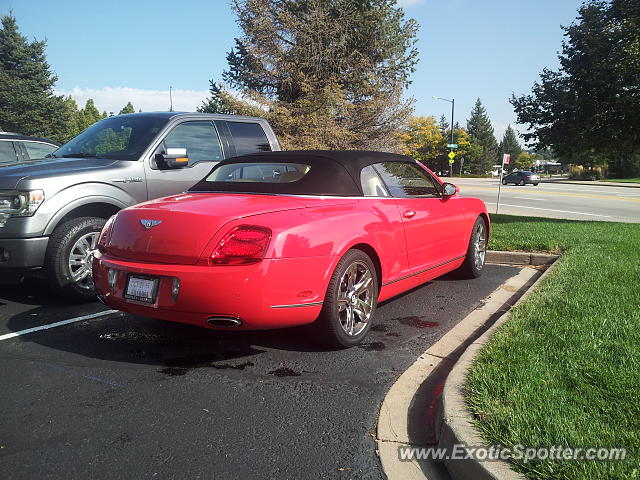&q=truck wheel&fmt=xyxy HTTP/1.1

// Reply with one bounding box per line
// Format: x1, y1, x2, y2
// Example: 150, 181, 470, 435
45, 216, 106, 302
